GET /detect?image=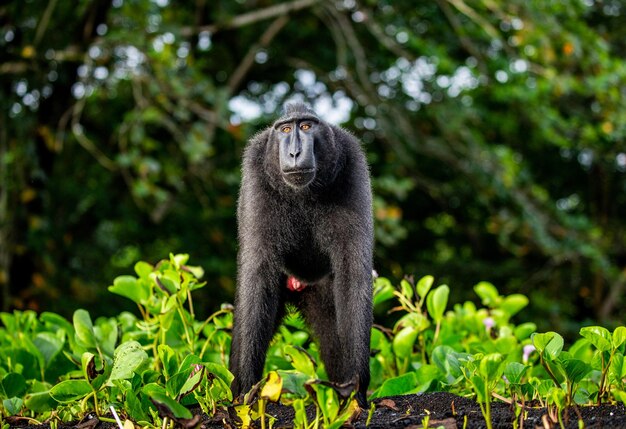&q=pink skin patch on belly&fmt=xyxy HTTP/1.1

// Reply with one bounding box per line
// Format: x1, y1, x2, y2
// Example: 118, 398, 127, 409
287, 276, 307, 292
